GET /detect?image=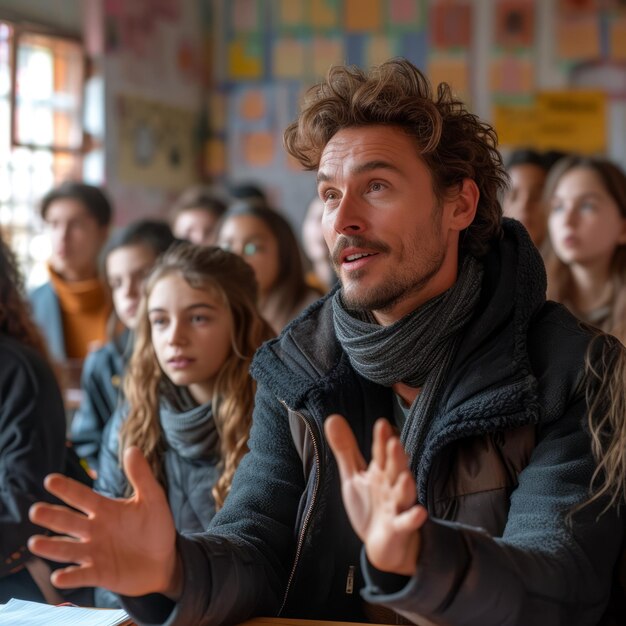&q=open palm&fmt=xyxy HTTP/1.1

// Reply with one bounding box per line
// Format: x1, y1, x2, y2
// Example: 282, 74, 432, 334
325, 415, 427, 576
28, 446, 180, 598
